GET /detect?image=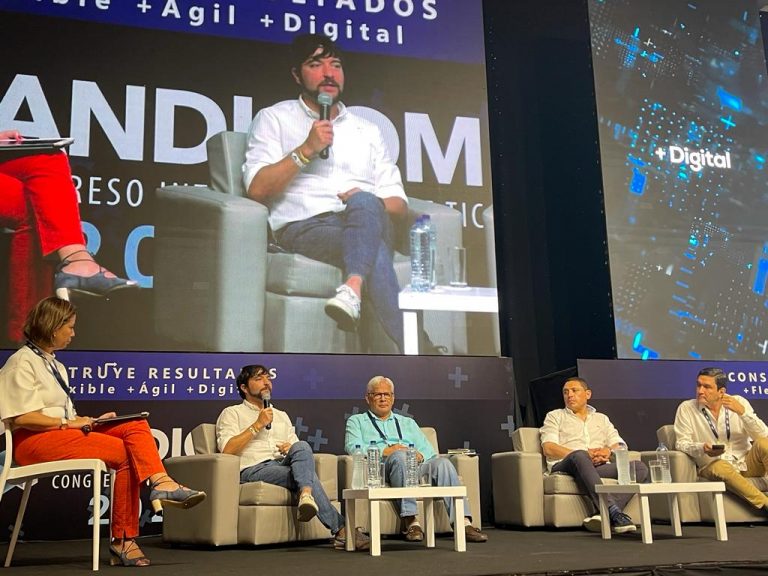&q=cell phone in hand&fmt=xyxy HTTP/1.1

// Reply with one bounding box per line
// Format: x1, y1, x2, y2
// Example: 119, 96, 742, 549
711, 444, 725, 452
